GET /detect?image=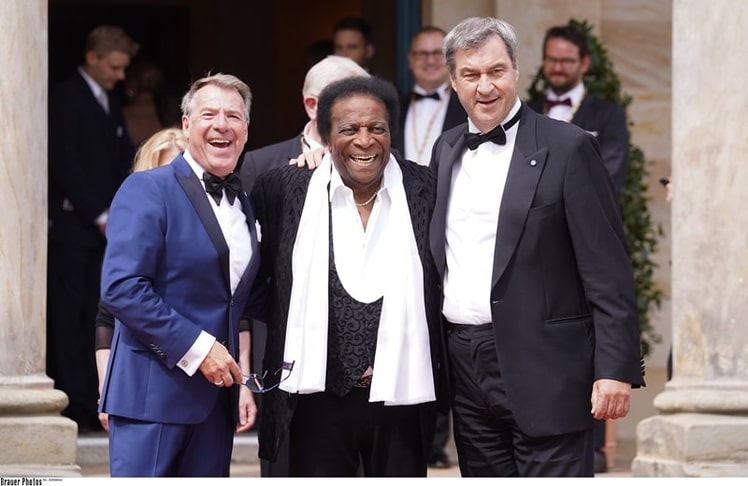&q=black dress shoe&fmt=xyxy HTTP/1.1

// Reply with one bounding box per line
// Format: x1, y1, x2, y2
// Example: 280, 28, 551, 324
428, 453, 452, 469
594, 449, 608, 473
